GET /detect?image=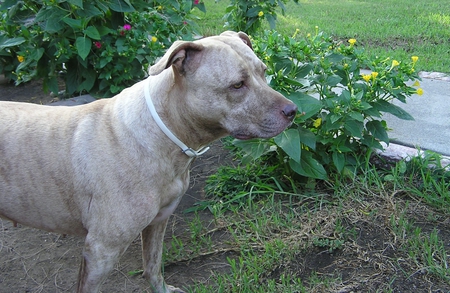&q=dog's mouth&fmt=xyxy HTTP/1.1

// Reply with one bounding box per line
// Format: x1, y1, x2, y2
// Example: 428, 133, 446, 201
232, 133, 254, 140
